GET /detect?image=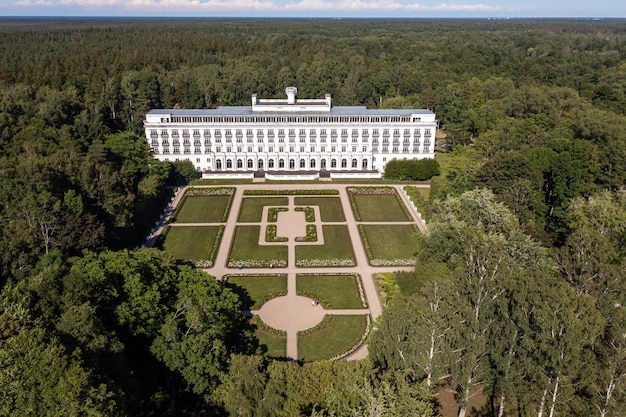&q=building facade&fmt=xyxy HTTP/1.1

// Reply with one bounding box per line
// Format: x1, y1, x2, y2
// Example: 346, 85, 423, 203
144, 87, 437, 174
